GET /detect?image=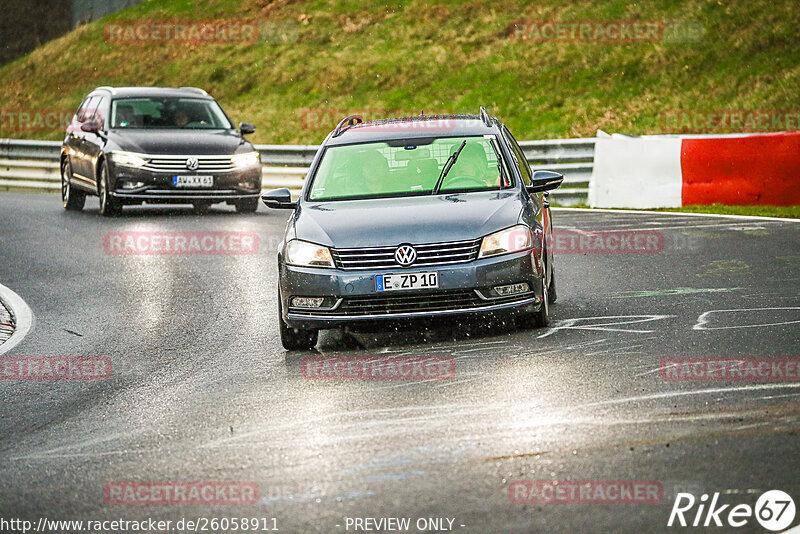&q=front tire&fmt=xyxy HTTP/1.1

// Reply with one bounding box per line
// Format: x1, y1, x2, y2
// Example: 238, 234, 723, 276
98, 160, 122, 217
235, 198, 259, 213
278, 295, 318, 350
548, 264, 557, 303
61, 158, 85, 211
518, 276, 550, 329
